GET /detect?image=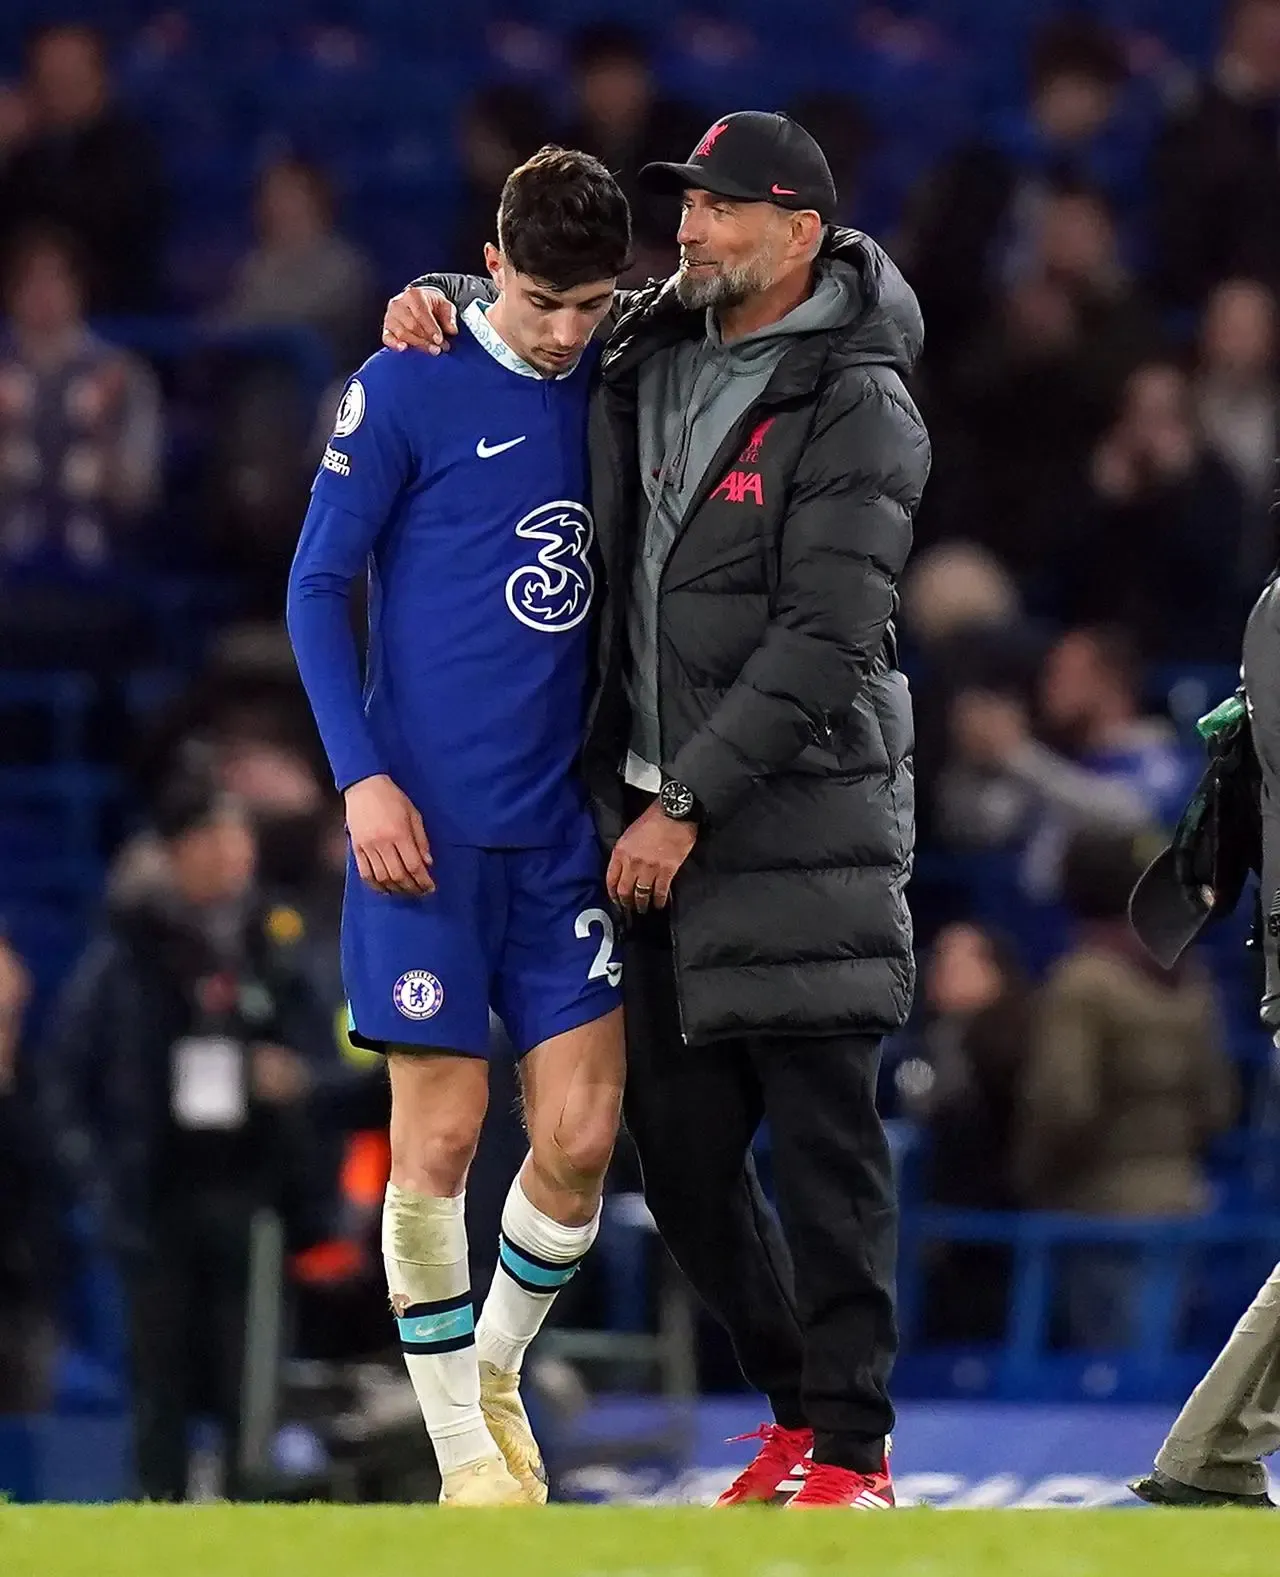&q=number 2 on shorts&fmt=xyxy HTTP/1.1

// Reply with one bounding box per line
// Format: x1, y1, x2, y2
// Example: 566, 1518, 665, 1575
575, 907, 623, 987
